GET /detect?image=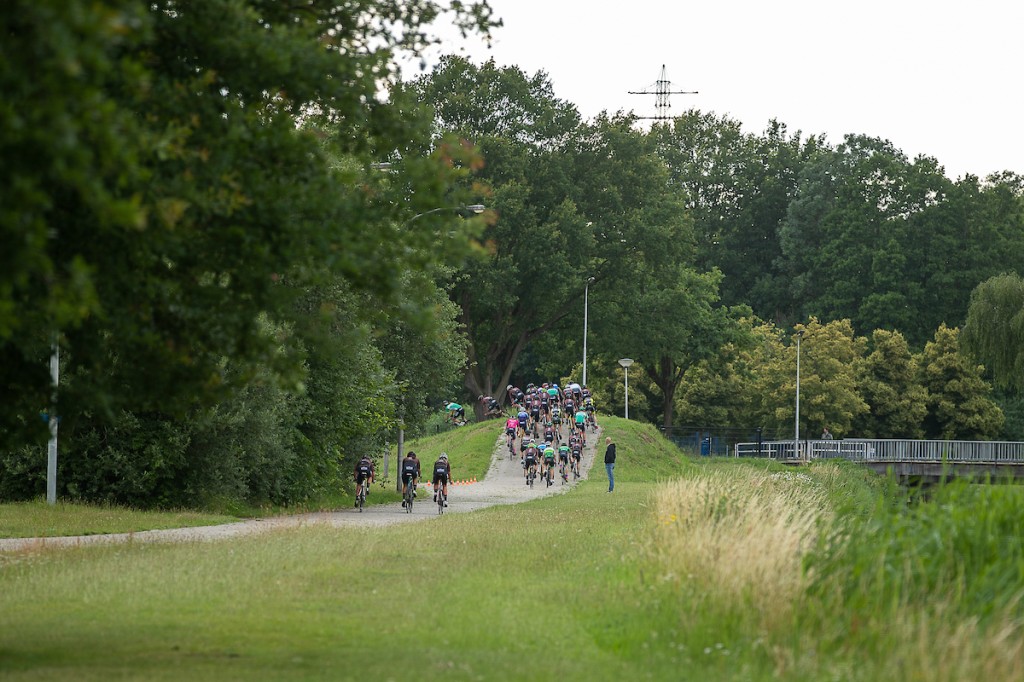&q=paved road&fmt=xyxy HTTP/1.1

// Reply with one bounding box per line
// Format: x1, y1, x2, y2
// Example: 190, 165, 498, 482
0, 426, 602, 553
